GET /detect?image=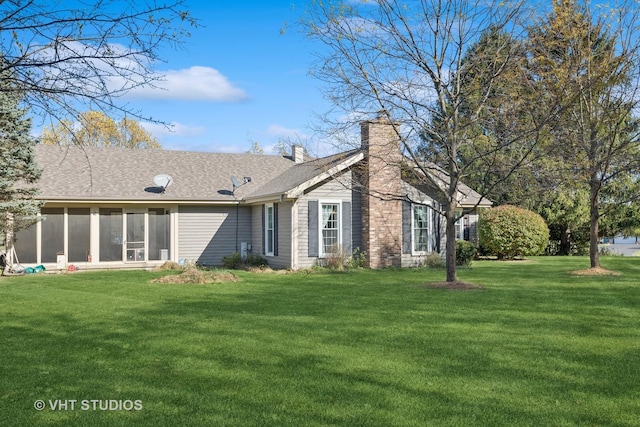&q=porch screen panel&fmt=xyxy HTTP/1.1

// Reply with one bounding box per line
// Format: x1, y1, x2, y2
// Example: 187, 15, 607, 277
41, 208, 64, 263
126, 212, 145, 261
68, 208, 90, 262
13, 223, 37, 264
99, 208, 123, 261
148, 208, 170, 261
